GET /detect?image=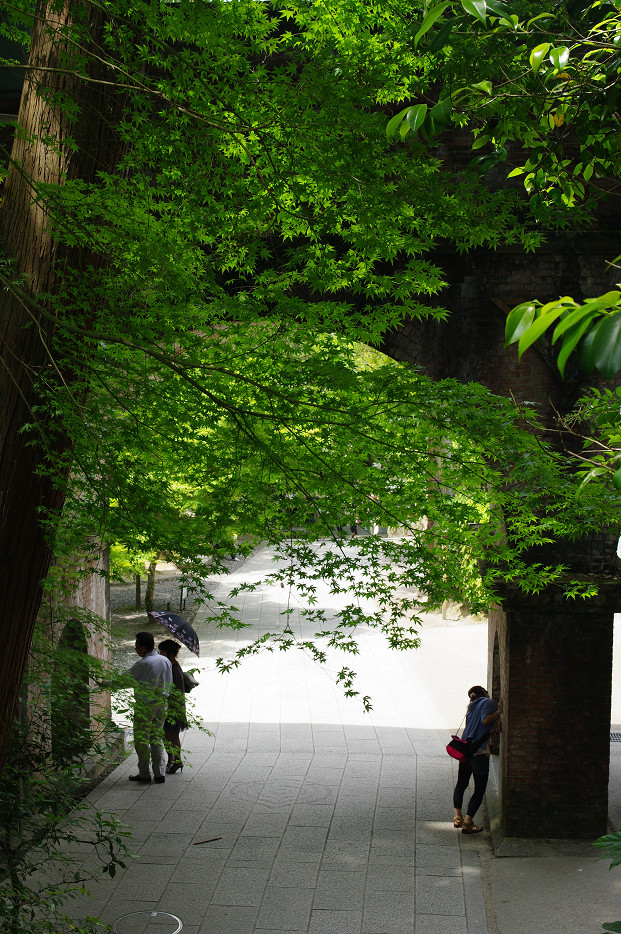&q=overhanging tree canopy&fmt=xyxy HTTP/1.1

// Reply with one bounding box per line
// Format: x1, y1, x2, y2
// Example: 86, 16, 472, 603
0, 0, 615, 775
